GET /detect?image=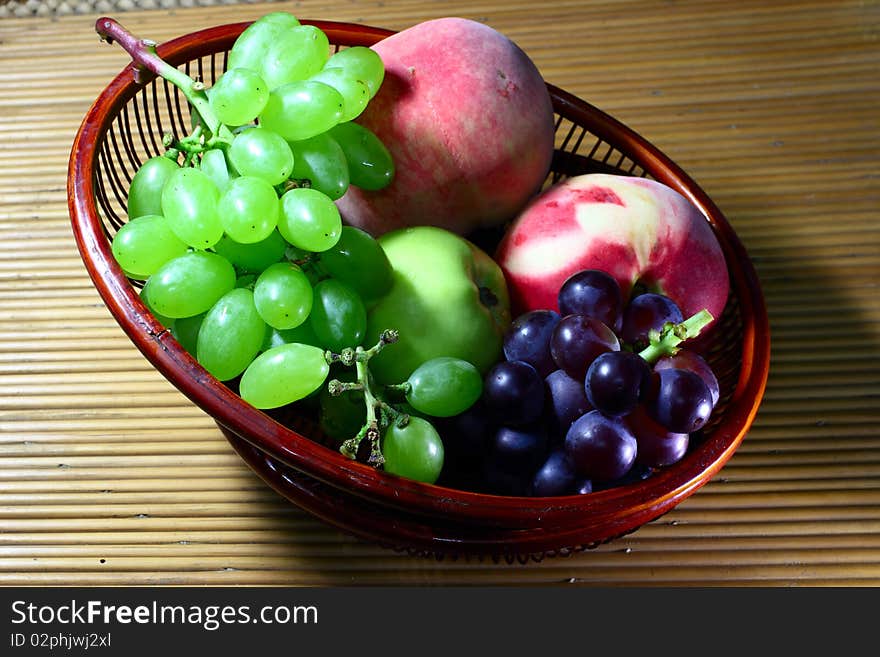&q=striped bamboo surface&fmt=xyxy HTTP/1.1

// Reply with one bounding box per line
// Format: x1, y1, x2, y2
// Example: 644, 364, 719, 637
1, 0, 879, 586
